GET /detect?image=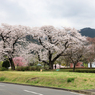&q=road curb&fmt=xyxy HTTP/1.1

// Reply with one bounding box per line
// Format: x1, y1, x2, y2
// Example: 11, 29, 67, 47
0, 82, 95, 95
